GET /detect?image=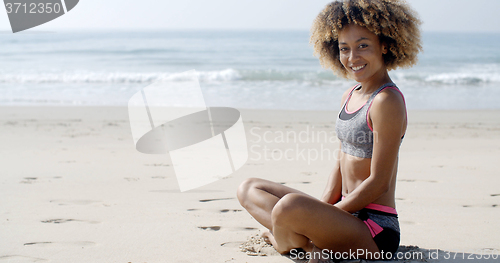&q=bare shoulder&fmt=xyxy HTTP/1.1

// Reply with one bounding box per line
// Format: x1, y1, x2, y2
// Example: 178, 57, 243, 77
370, 88, 406, 118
